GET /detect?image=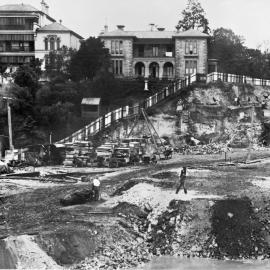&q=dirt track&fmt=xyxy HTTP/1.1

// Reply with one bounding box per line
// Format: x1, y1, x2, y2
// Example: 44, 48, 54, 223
1, 149, 270, 269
